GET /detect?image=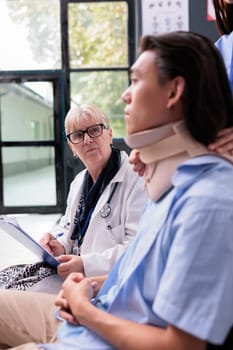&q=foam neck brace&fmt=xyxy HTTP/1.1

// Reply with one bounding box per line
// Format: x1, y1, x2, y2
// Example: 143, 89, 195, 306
125, 121, 209, 161
125, 121, 210, 200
